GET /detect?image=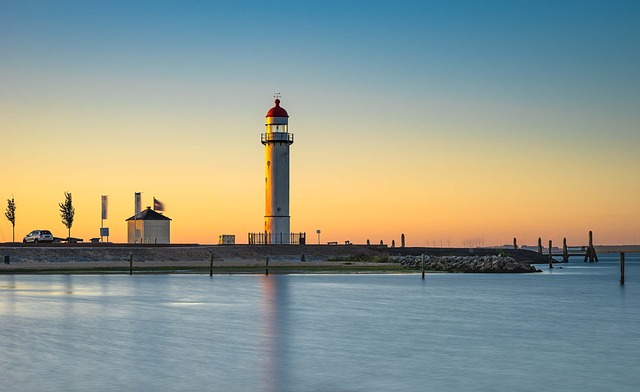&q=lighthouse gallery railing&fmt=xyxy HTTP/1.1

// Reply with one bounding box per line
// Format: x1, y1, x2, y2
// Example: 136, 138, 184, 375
261, 132, 294, 144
